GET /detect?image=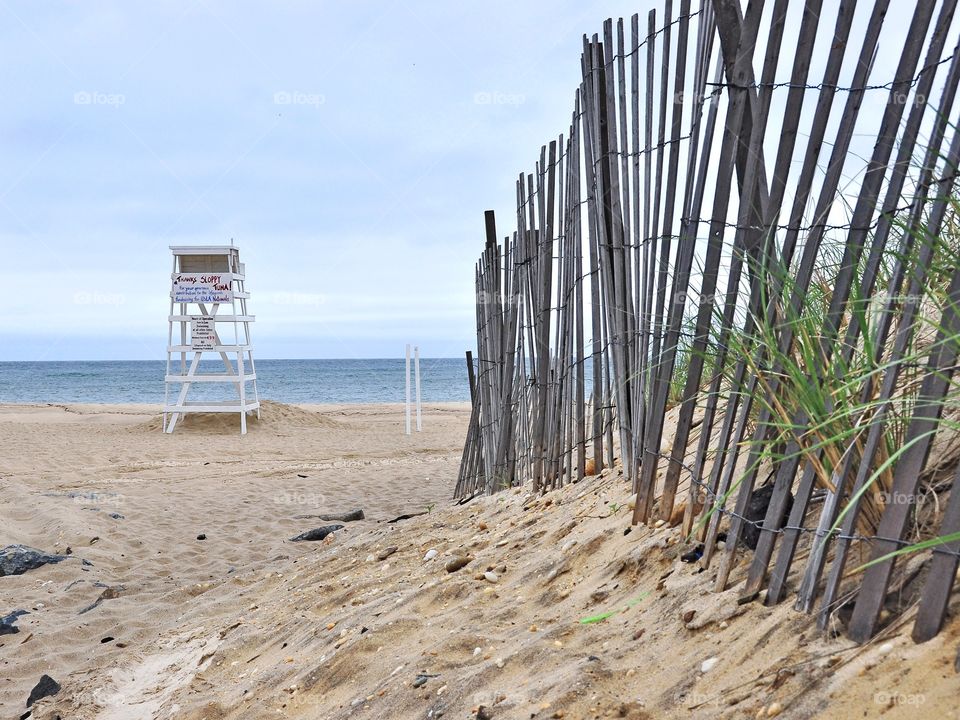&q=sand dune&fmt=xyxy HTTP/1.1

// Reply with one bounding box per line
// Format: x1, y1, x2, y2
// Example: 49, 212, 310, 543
1, 402, 957, 719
